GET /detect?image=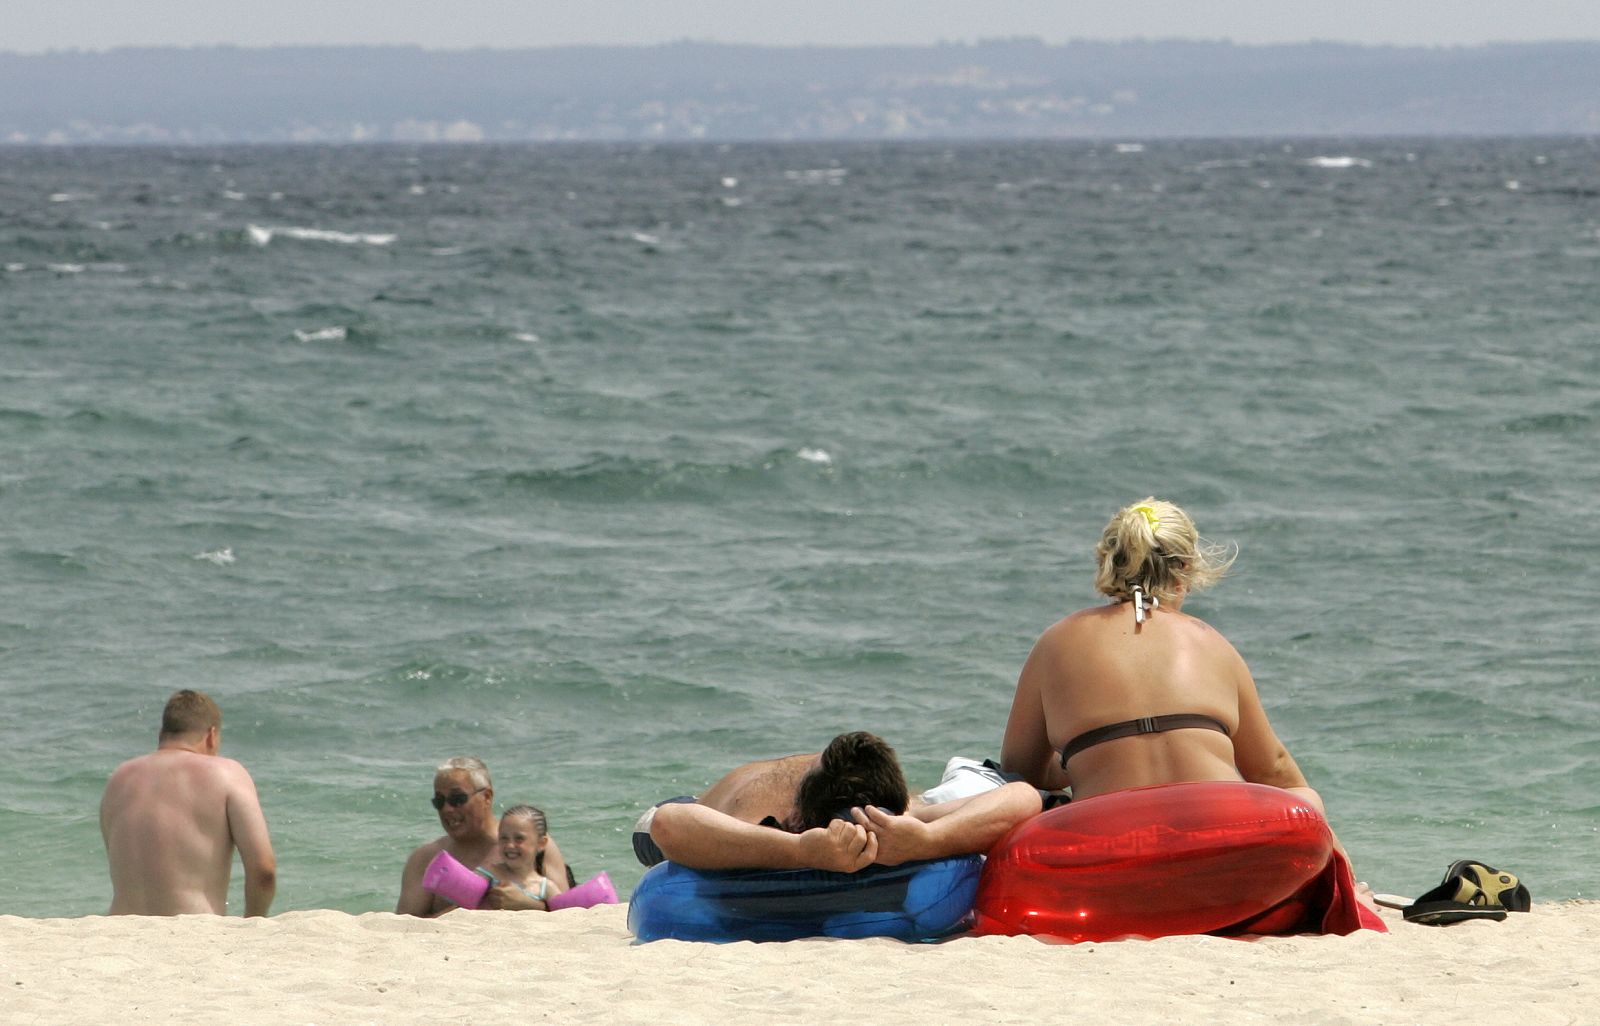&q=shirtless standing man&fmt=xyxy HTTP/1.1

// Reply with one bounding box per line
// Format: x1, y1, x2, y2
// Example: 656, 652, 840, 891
638, 731, 1043, 872
100, 689, 277, 916
395, 756, 571, 916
